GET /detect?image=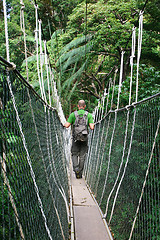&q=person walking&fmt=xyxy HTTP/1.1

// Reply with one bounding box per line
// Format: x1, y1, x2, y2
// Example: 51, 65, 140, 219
64, 100, 94, 178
